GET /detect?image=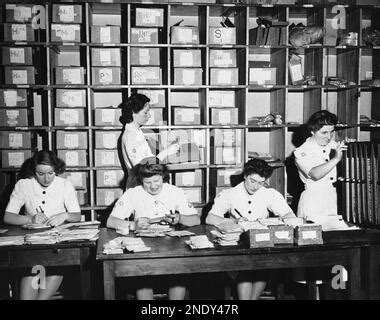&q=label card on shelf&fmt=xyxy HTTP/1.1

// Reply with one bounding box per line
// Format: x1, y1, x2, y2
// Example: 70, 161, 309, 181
6, 110, 20, 126
181, 109, 195, 122
100, 50, 112, 66
255, 233, 270, 242
138, 30, 152, 43
218, 70, 231, 85
63, 68, 81, 84
12, 70, 27, 84
100, 27, 111, 43
182, 172, 195, 186
219, 110, 231, 124
103, 133, 117, 149
67, 172, 84, 188
64, 133, 79, 148
139, 49, 150, 65
180, 52, 193, 67
53, 25, 79, 41
66, 151, 79, 166
99, 69, 113, 84
13, 6, 32, 22
62, 90, 84, 107
251, 69, 271, 85
102, 151, 115, 166
9, 133, 23, 148
4, 91, 18, 107
302, 230, 317, 239
104, 171, 117, 186
61, 109, 79, 125
58, 5, 75, 23
10, 48, 25, 64
221, 92, 234, 107
102, 109, 115, 123
11, 24, 27, 41
9, 152, 24, 167
223, 148, 235, 162
182, 29, 193, 43
183, 70, 195, 85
